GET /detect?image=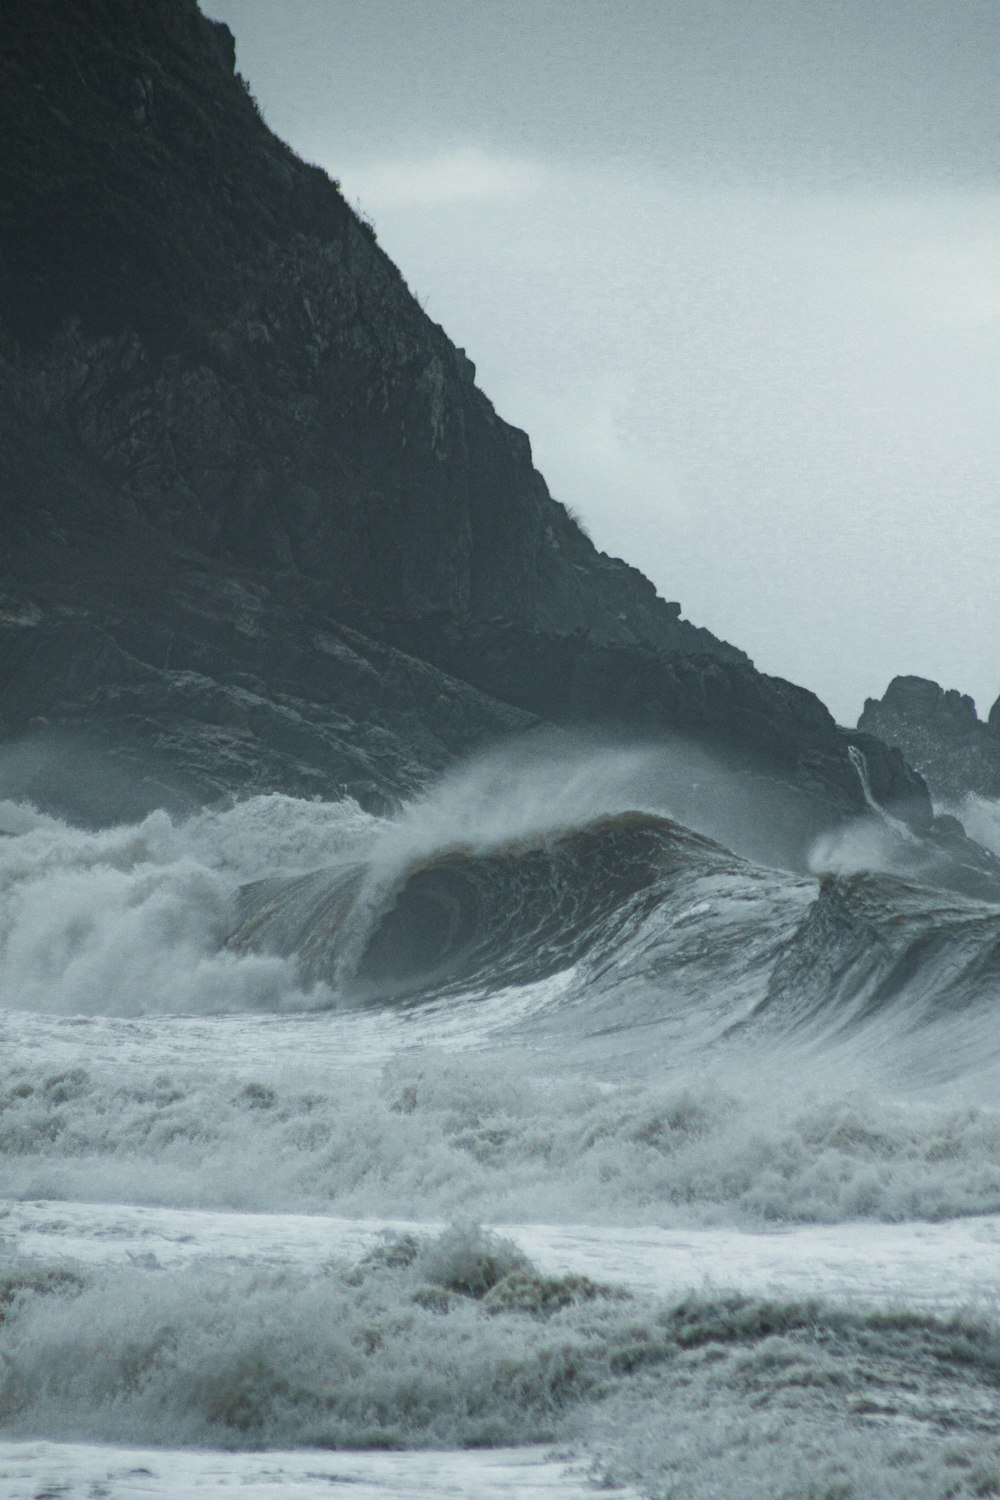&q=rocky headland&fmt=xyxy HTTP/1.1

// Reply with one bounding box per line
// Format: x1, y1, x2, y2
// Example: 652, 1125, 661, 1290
859, 677, 1000, 807
1, 0, 997, 897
